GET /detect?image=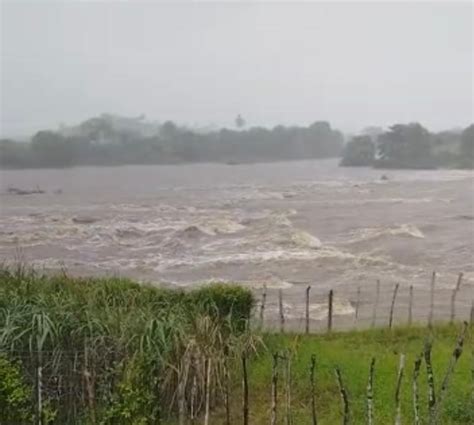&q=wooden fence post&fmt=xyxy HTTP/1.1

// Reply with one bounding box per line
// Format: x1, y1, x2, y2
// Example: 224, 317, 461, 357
305, 286, 311, 334
335, 367, 350, 425
309, 355, 318, 425
424, 341, 436, 421
431, 322, 468, 424
354, 286, 361, 326
279, 289, 285, 333
204, 358, 211, 425
271, 353, 279, 425
395, 354, 406, 425
428, 271, 436, 328
471, 301, 474, 325
242, 353, 249, 425
389, 283, 400, 329
408, 285, 414, 326
224, 356, 231, 425
450, 273, 463, 323
260, 284, 267, 327
412, 354, 422, 425
285, 353, 292, 425
190, 373, 197, 425
371, 280, 380, 328
327, 290, 334, 333
366, 358, 375, 425
84, 343, 97, 425
36, 350, 43, 425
